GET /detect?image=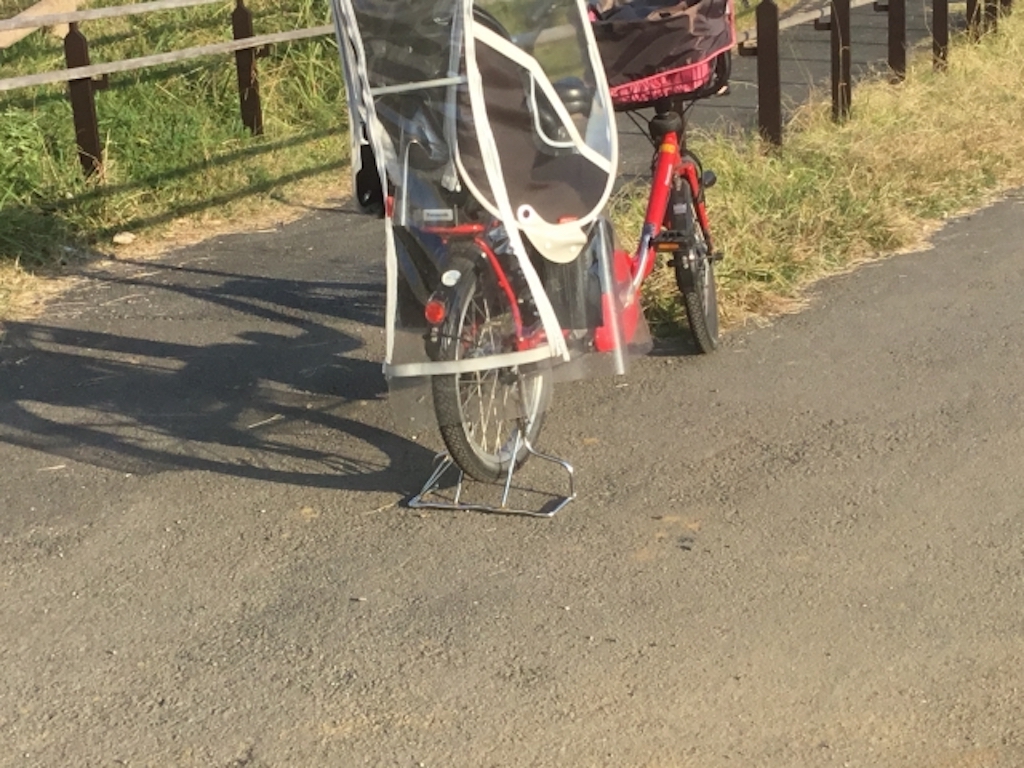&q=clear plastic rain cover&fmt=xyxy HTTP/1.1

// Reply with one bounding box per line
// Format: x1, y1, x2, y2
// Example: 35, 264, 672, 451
331, 0, 650, 432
